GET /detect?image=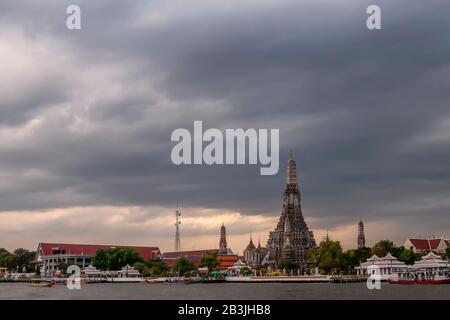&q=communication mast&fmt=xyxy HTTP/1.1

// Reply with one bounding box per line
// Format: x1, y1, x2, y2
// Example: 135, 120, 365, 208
175, 202, 181, 252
